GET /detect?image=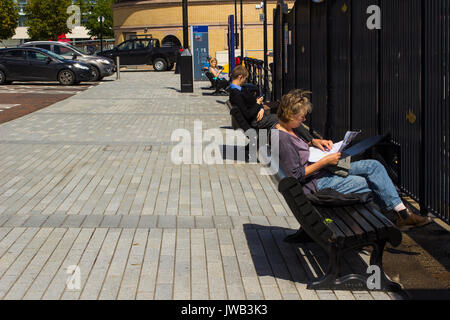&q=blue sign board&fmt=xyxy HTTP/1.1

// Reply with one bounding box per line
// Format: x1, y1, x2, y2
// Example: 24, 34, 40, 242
191, 25, 209, 81
228, 15, 236, 72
